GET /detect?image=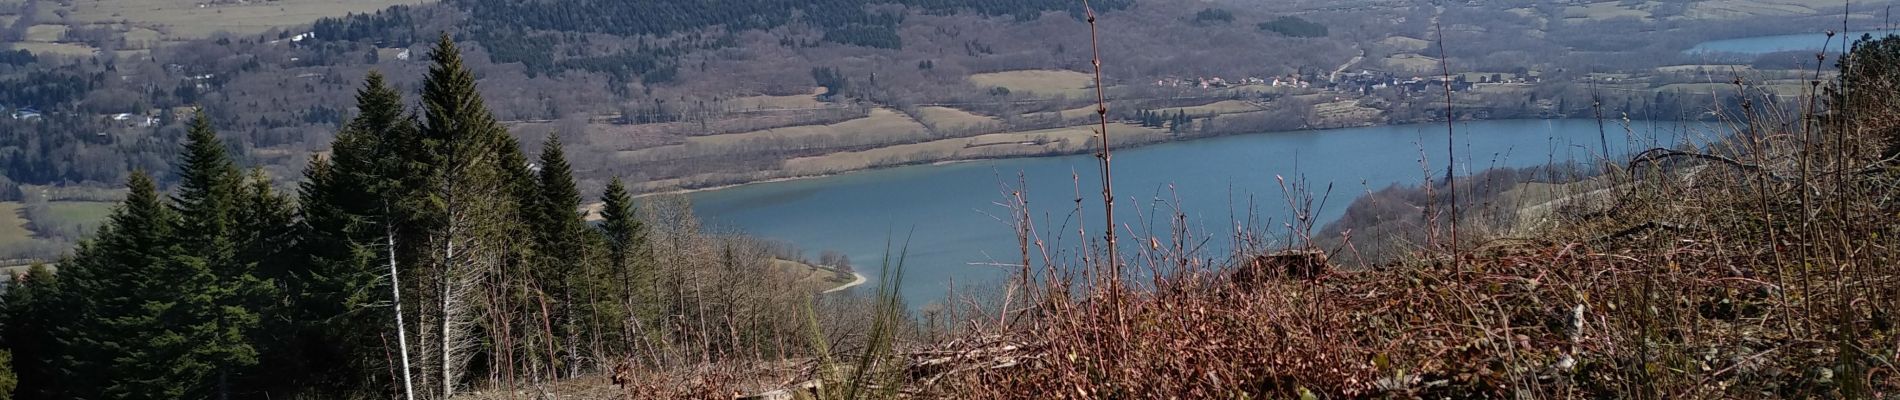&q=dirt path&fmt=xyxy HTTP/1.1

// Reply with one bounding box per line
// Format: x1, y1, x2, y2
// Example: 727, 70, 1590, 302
1330, 47, 1366, 83
823, 271, 868, 294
